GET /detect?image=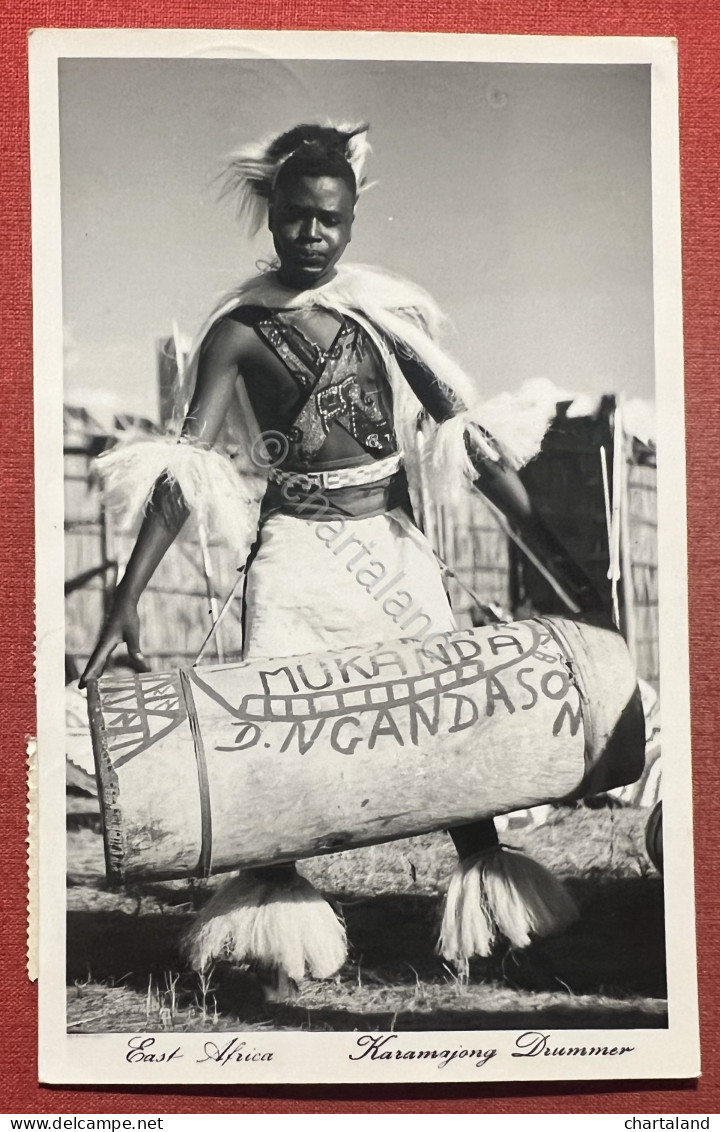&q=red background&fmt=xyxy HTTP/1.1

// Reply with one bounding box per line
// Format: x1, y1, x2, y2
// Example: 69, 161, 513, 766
2, 0, 718, 1115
